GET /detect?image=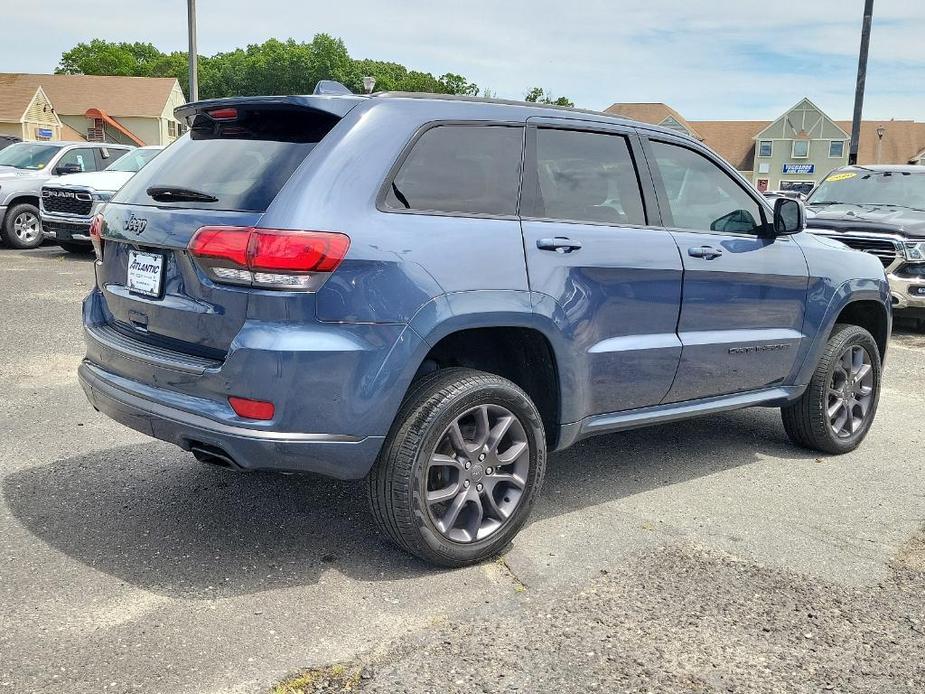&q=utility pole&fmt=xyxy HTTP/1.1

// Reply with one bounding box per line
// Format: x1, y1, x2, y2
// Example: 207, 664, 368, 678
848, 0, 874, 165
187, 0, 199, 102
